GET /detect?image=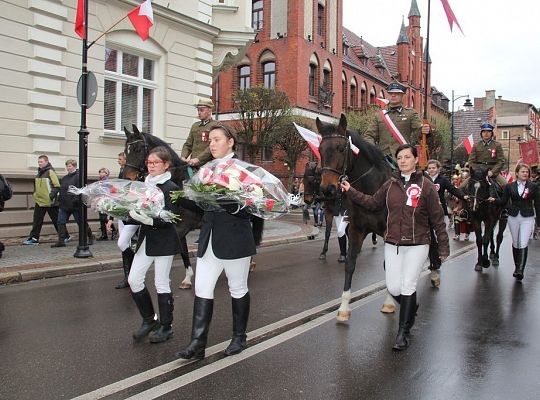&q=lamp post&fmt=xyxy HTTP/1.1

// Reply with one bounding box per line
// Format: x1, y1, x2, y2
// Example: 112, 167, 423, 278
450, 90, 473, 174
